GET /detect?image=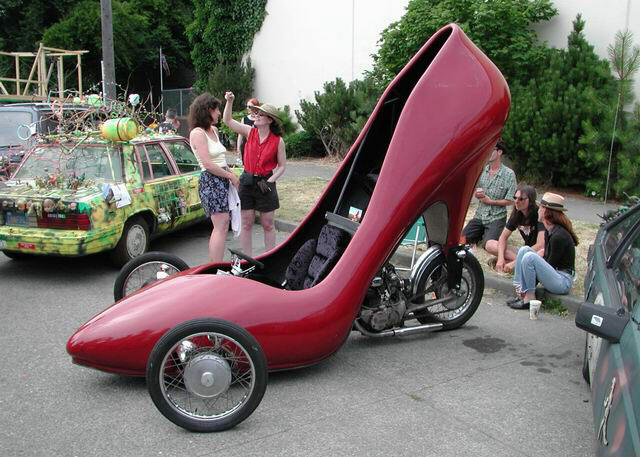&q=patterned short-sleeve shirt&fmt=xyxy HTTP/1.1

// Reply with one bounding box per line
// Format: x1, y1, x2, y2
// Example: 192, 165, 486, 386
474, 163, 517, 223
